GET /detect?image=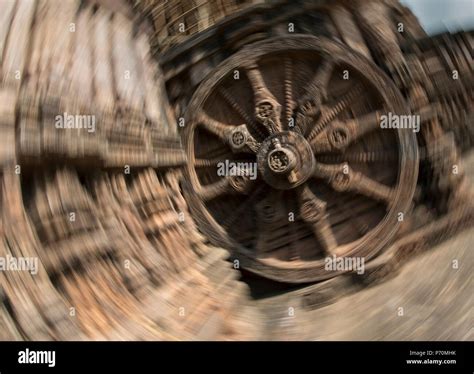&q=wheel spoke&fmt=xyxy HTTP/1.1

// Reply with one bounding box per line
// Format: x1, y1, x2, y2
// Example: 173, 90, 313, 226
316, 150, 399, 164
254, 190, 286, 255
245, 63, 273, 102
218, 87, 254, 126
310, 110, 383, 153
349, 171, 394, 204
194, 157, 224, 168
197, 111, 231, 141
297, 185, 337, 254
197, 178, 232, 201
294, 60, 335, 135
222, 184, 265, 229
298, 60, 334, 113
196, 111, 260, 153
313, 162, 395, 205
307, 59, 334, 100
307, 84, 364, 141
218, 87, 266, 140
197, 175, 254, 201
245, 64, 283, 134
284, 56, 295, 128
